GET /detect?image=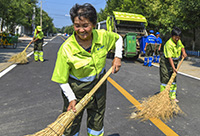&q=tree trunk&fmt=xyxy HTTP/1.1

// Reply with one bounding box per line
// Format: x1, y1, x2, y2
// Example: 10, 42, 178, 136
192, 28, 196, 51
1, 19, 4, 32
